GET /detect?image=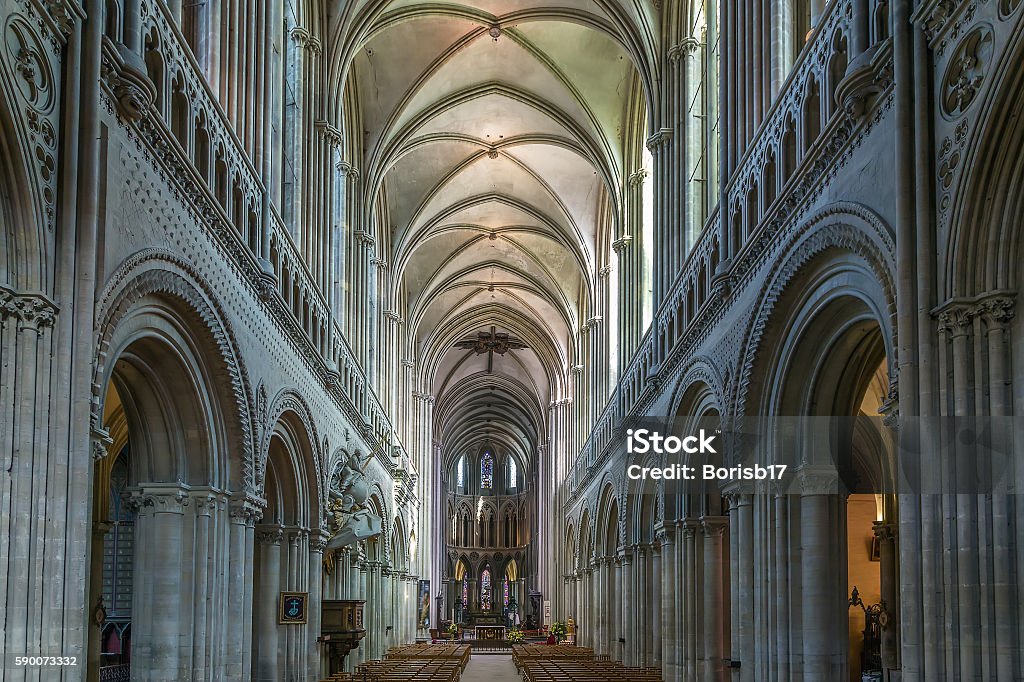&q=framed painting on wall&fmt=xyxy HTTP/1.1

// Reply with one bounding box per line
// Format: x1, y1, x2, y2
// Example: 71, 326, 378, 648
280, 592, 308, 624
418, 580, 430, 629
